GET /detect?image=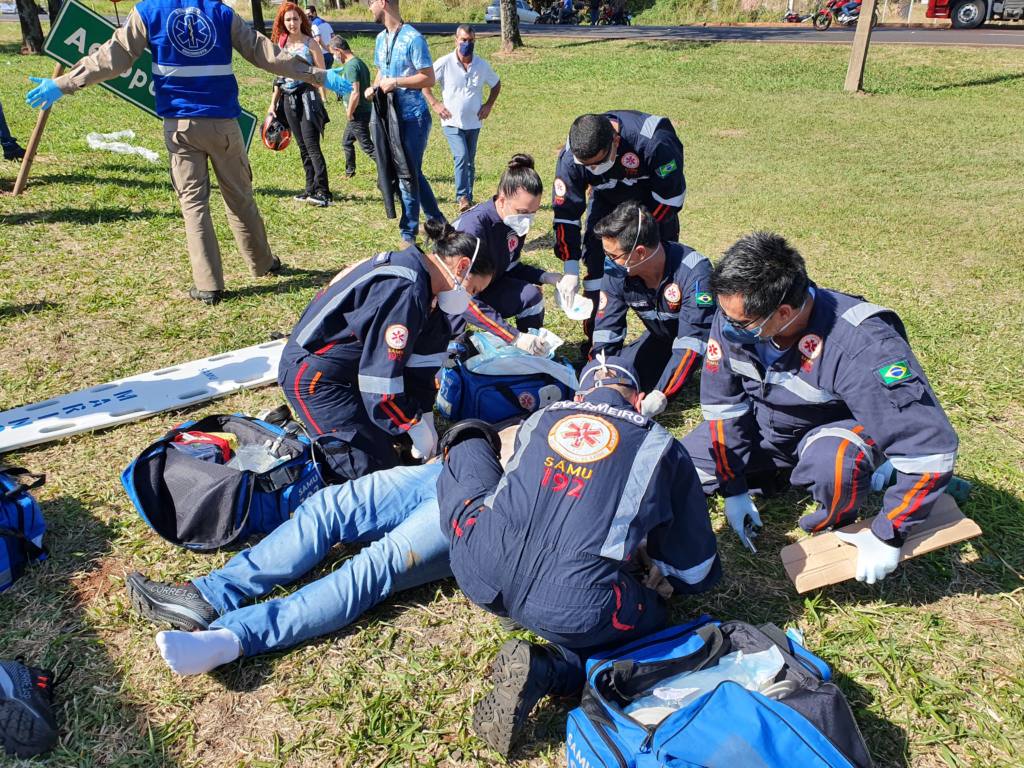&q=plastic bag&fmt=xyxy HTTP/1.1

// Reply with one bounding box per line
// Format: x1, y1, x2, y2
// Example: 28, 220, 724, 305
625, 646, 786, 723
86, 130, 160, 163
